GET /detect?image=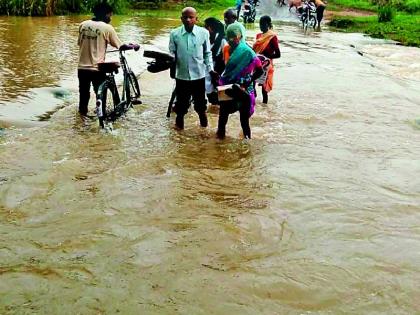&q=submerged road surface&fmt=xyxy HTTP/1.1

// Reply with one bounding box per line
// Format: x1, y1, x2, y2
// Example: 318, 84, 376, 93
0, 11, 420, 314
